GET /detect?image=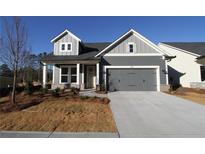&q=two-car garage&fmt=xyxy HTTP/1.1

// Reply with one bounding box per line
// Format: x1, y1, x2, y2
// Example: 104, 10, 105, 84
105, 66, 160, 91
